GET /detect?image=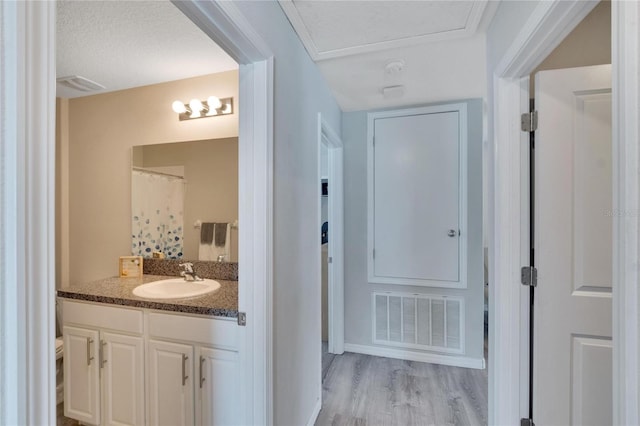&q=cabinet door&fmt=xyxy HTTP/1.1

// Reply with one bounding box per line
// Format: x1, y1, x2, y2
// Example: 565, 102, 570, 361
196, 347, 241, 426
148, 340, 194, 426
63, 326, 100, 425
101, 332, 145, 426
